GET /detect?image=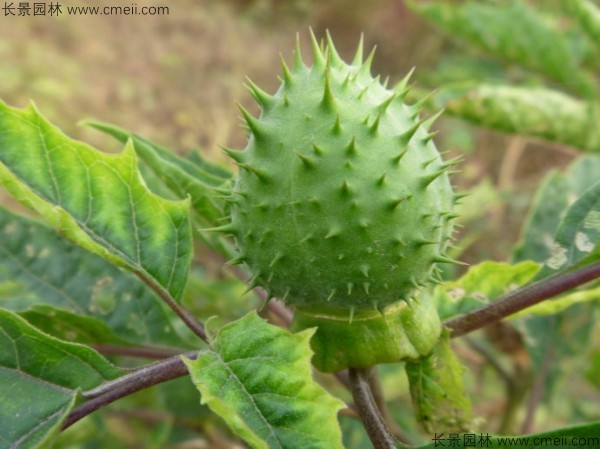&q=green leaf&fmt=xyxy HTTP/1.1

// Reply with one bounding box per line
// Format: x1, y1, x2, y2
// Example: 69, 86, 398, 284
438, 84, 600, 152
535, 180, 600, 277
513, 154, 600, 263
409, 0, 596, 97
0, 101, 192, 302
405, 330, 472, 434
415, 421, 600, 449
435, 261, 540, 321
512, 173, 570, 264
519, 180, 600, 399
83, 120, 235, 256
84, 120, 230, 223
0, 308, 121, 449
184, 312, 345, 449
0, 206, 192, 348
